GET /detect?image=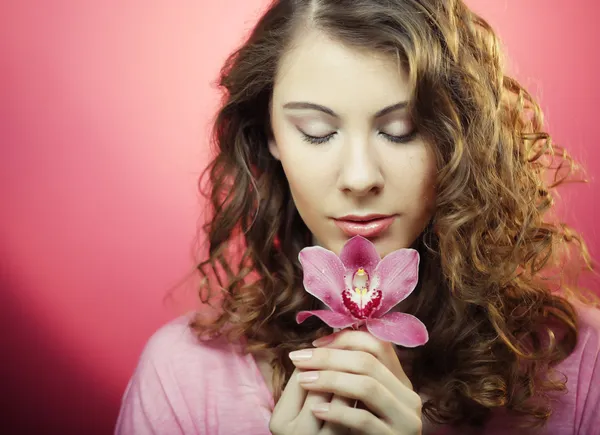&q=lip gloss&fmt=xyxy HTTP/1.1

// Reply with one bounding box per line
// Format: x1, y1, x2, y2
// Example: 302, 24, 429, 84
333, 216, 395, 238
